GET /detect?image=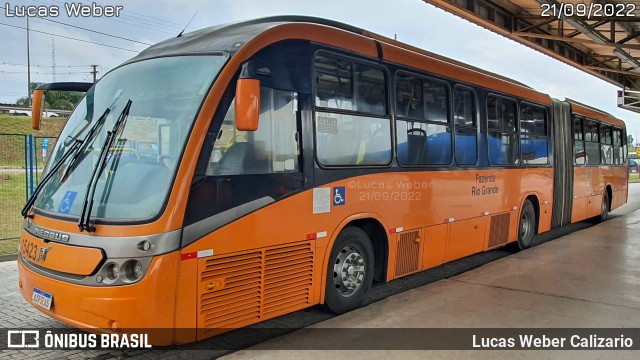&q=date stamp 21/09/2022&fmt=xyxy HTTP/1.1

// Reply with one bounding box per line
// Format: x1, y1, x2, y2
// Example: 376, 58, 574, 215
540, 2, 636, 19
